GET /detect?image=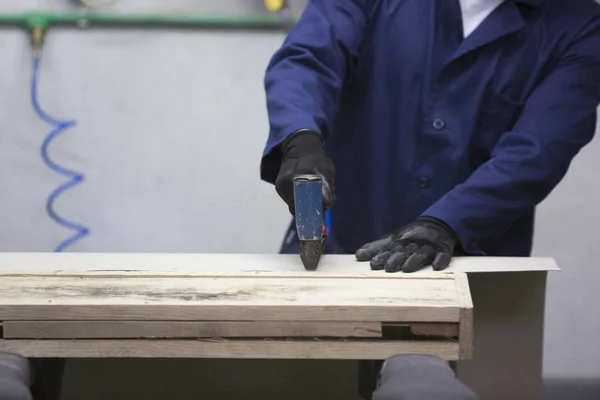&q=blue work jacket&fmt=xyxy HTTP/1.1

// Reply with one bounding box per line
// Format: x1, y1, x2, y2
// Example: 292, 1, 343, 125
260, 0, 600, 256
